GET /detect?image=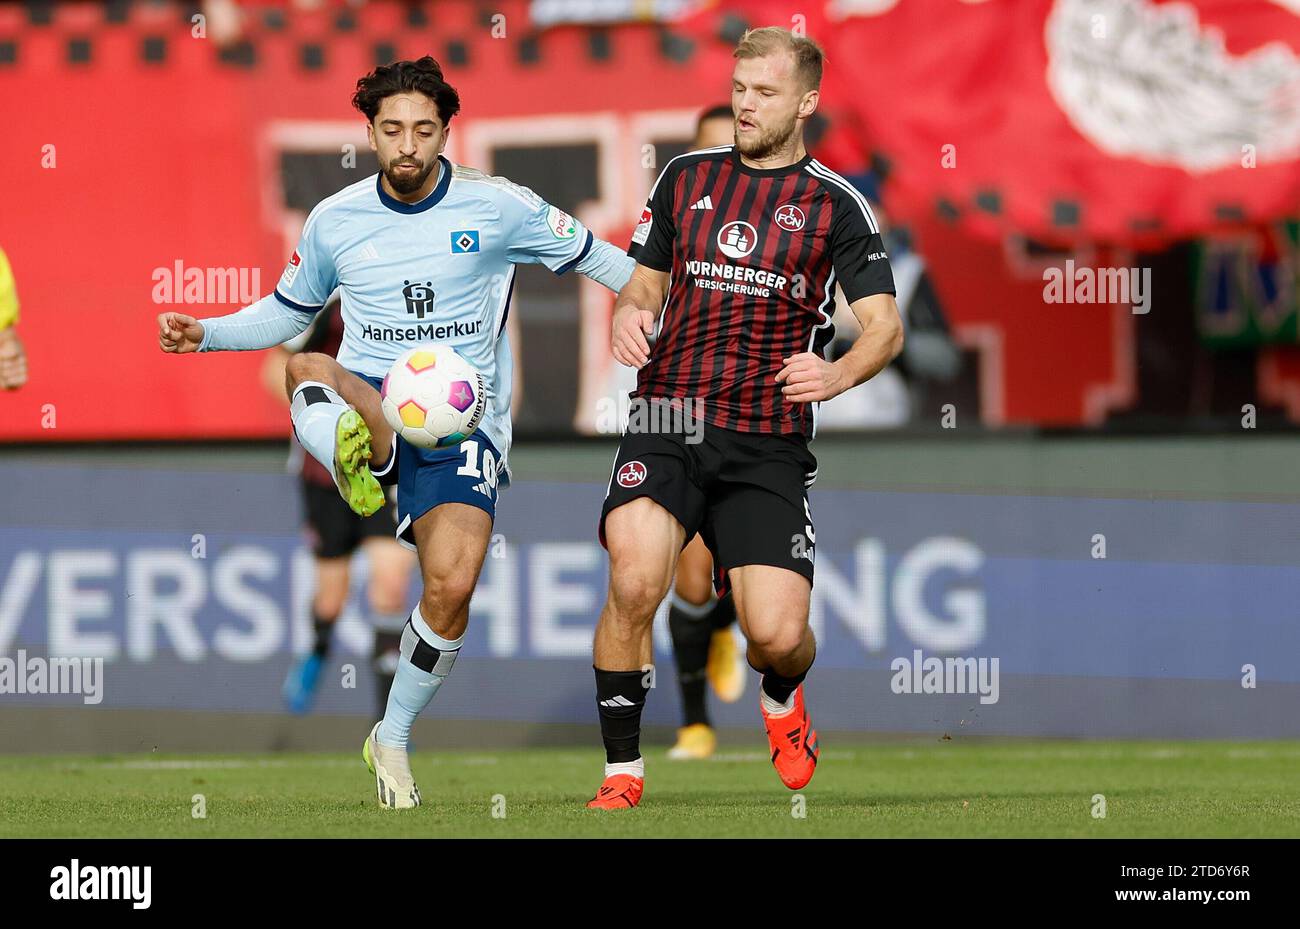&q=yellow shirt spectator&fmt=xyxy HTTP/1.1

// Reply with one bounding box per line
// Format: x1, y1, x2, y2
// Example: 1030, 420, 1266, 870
0, 247, 18, 331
